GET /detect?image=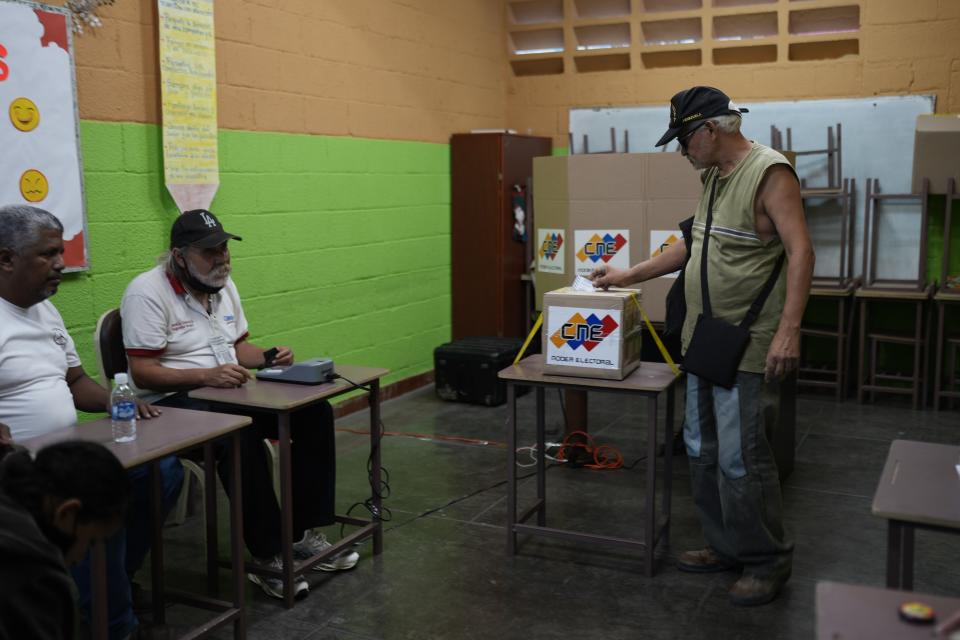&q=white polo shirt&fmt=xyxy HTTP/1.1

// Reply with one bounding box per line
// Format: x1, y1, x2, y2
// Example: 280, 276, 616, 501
0, 297, 81, 440
120, 265, 249, 401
